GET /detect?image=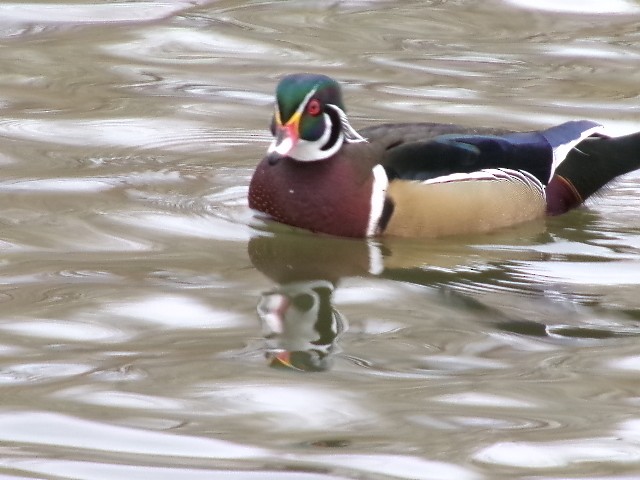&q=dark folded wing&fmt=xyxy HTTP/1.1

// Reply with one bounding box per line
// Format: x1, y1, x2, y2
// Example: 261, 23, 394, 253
379, 120, 602, 185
